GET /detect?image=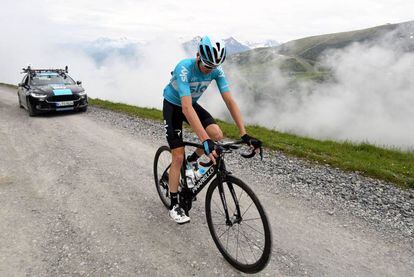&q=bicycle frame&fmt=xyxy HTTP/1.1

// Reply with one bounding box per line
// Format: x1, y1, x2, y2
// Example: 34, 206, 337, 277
179, 142, 243, 226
